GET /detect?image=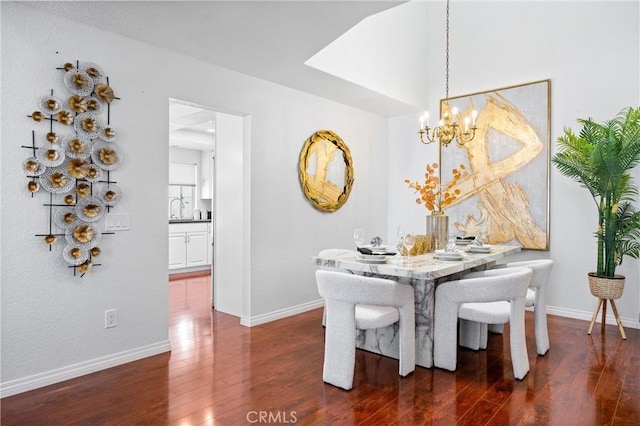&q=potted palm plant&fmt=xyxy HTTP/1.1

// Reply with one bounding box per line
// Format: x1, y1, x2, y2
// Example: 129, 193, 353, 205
552, 106, 640, 302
